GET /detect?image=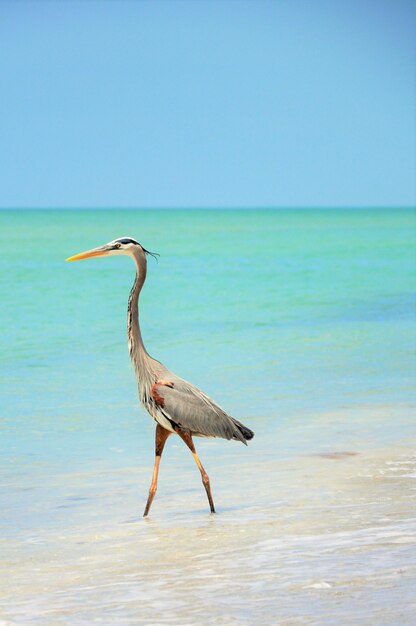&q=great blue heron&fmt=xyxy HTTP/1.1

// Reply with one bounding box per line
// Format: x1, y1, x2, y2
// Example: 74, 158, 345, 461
66, 237, 254, 516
